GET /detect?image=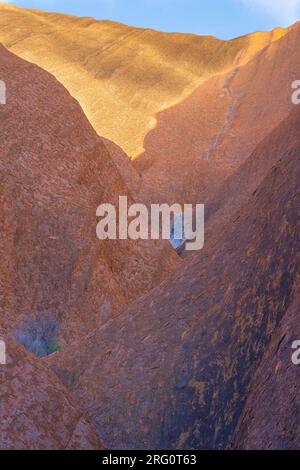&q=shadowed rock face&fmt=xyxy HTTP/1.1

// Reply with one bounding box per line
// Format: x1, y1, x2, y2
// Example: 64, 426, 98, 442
0, 4, 299, 451
0, 43, 178, 344
134, 23, 300, 206
204, 81, 300, 243
0, 332, 103, 450
0, 3, 288, 157
50, 109, 299, 449
1, 4, 297, 220
232, 284, 300, 450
